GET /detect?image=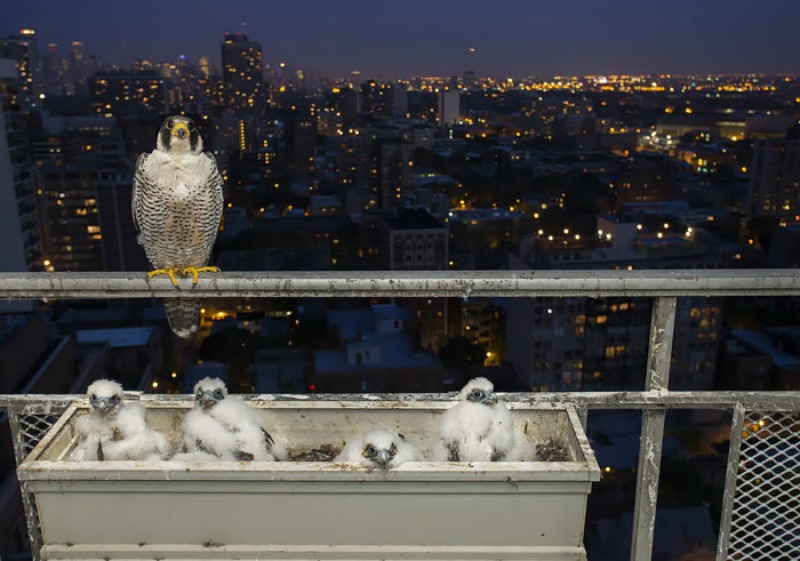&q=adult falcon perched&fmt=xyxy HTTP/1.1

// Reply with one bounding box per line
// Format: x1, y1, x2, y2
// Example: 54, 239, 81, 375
132, 115, 224, 338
